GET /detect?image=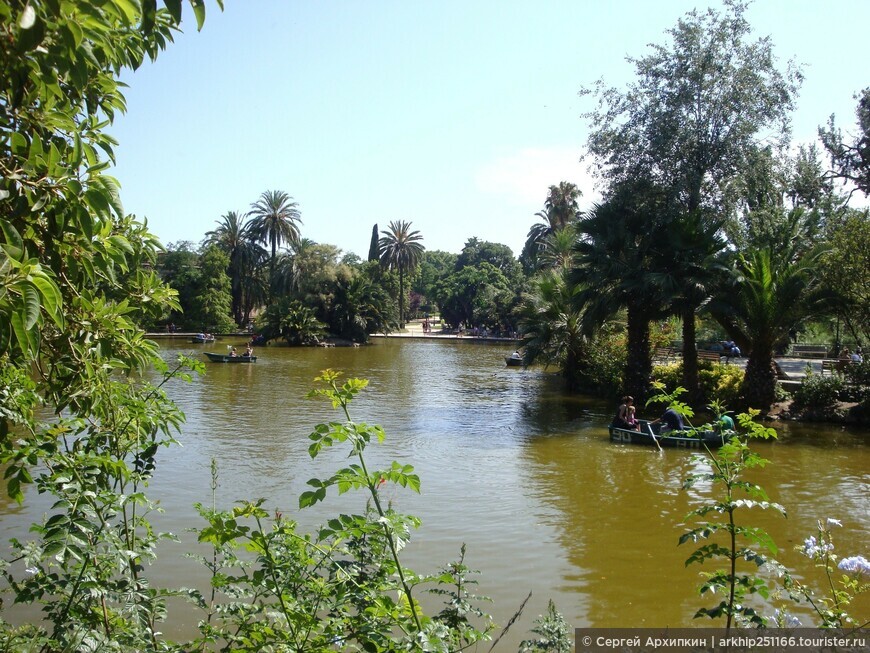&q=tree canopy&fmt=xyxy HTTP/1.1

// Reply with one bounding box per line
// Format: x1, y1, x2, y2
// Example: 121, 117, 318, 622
582, 0, 801, 215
